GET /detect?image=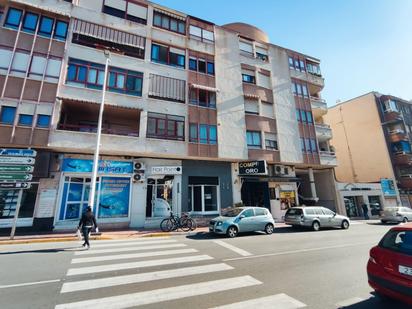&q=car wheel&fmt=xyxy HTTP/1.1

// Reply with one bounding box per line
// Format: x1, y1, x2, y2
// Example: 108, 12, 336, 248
403, 217, 408, 223
341, 220, 349, 229
381, 220, 387, 224
226, 226, 238, 238
264, 223, 274, 234
312, 221, 320, 231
